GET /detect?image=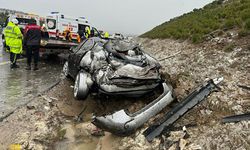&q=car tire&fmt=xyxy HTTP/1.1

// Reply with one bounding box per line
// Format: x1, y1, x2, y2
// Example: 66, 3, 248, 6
63, 61, 70, 78
74, 71, 90, 100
